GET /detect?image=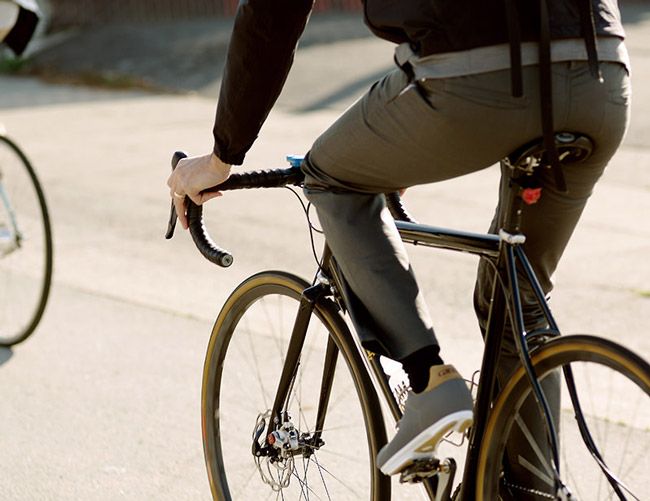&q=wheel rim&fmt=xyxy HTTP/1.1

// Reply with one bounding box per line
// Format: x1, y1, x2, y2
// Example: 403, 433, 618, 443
0, 136, 52, 346
478, 337, 650, 500
203, 275, 382, 500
